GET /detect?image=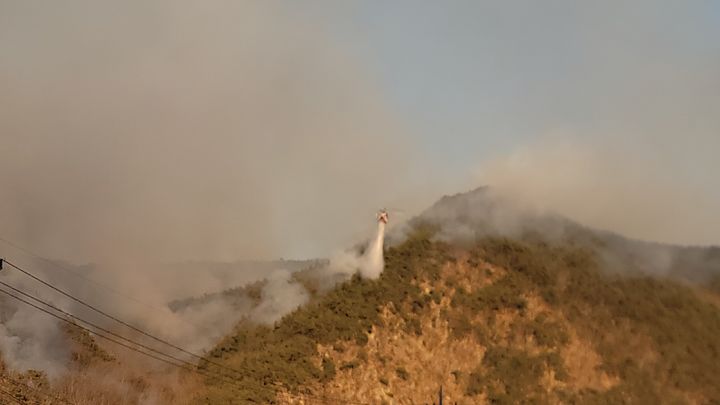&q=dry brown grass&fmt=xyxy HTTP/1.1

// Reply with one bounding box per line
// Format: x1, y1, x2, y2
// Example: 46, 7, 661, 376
57, 360, 203, 405
559, 329, 618, 392
307, 306, 485, 405
0, 327, 205, 405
